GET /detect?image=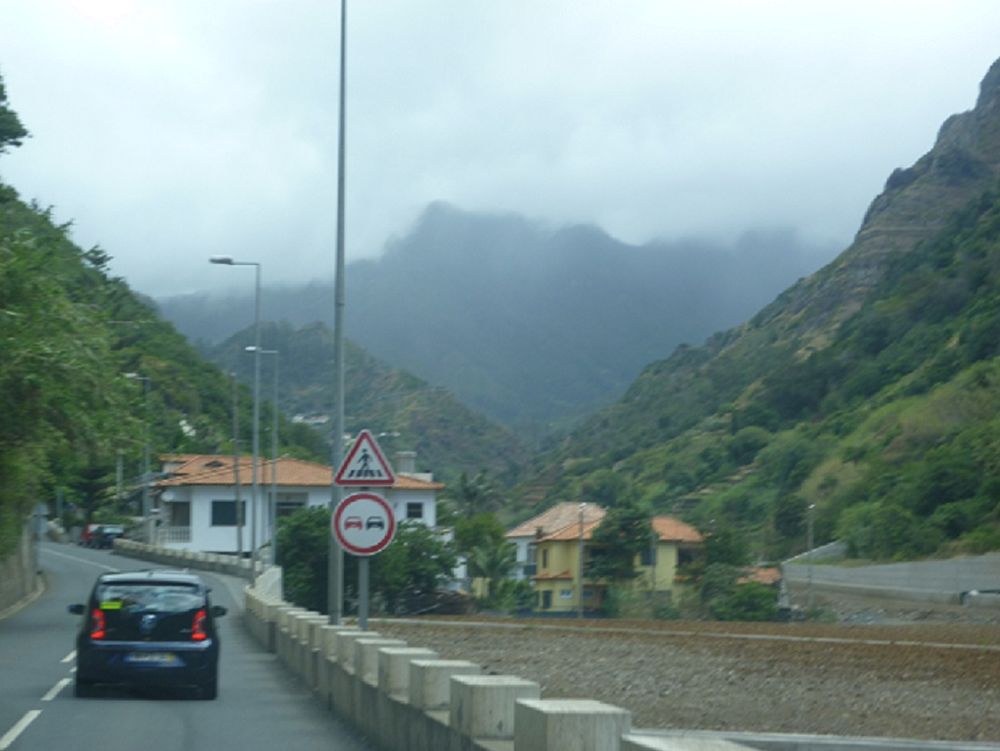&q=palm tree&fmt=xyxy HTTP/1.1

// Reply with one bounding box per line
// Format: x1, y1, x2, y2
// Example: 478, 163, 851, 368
468, 539, 516, 602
